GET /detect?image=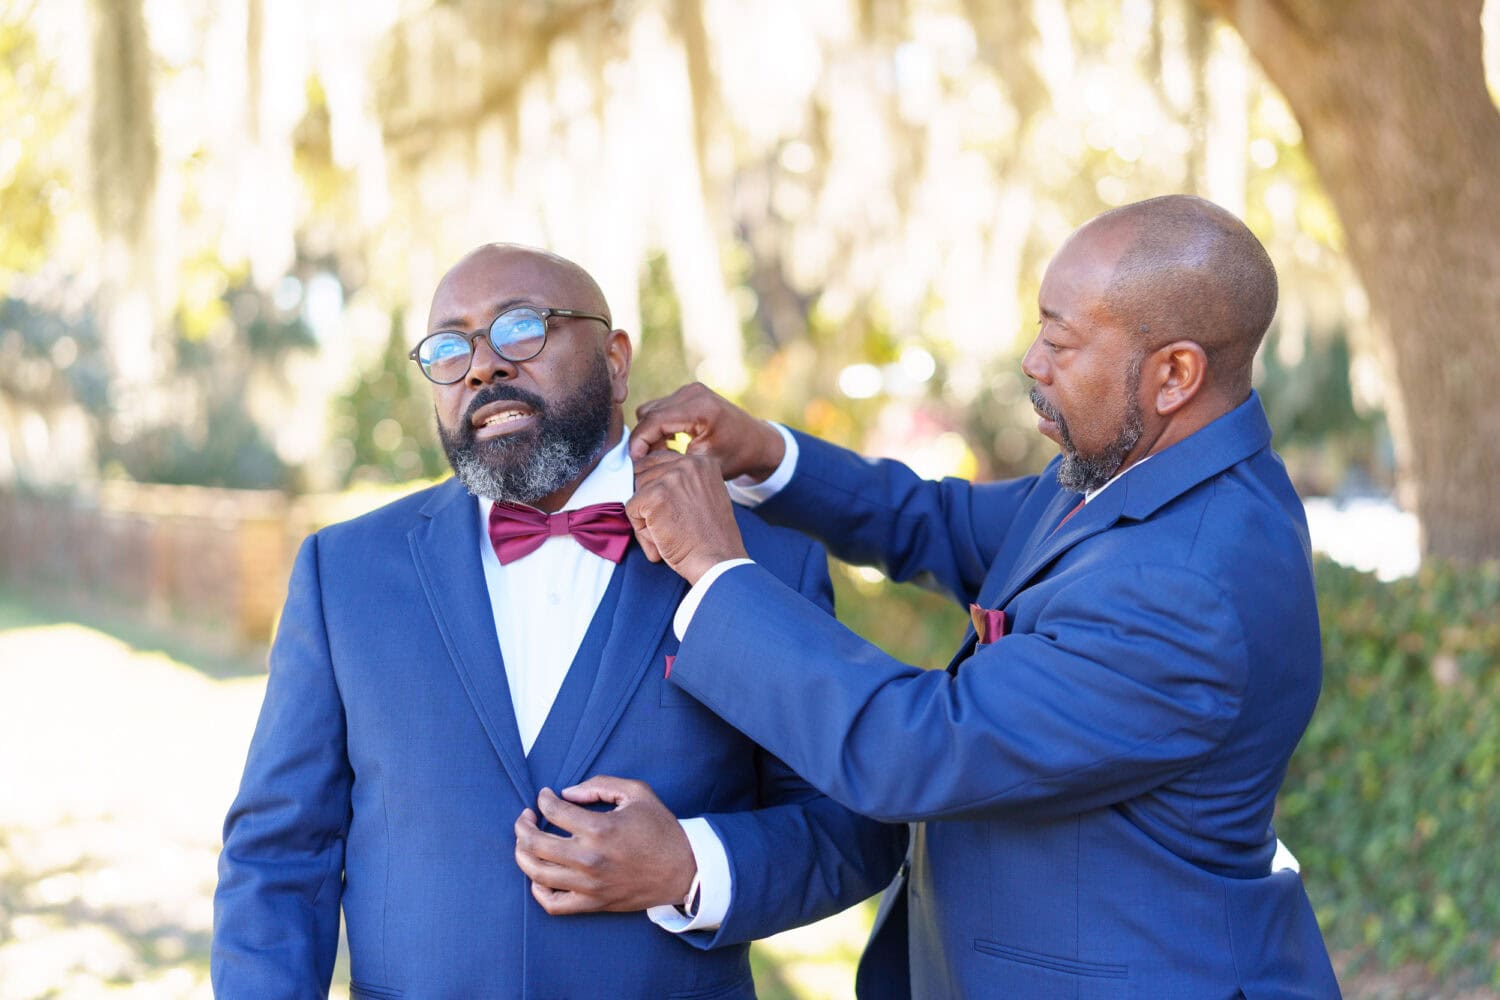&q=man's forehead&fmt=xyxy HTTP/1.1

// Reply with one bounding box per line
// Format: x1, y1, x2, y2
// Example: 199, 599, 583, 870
428, 246, 600, 328
1044, 222, 1131, 287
